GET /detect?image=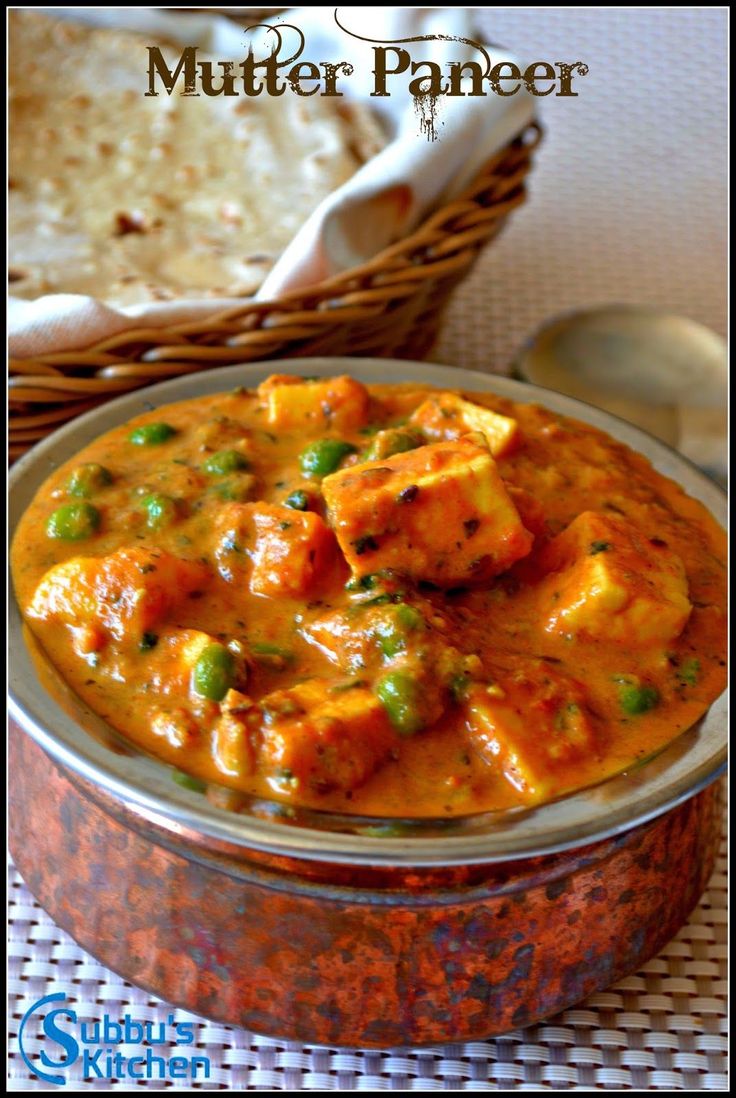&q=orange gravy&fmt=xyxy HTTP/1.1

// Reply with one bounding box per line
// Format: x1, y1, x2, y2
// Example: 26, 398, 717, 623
11, 379, 727, 817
